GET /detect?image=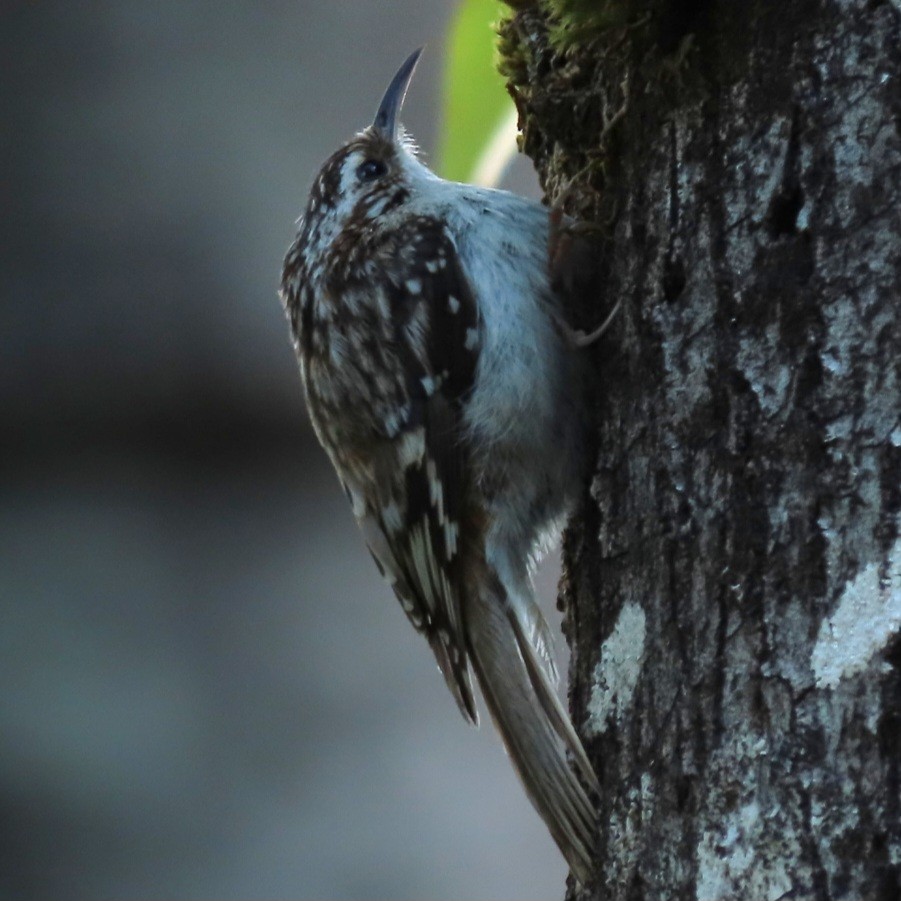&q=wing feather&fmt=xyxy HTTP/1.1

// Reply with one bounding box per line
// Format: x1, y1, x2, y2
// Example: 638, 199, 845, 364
350, 218, 482, 724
